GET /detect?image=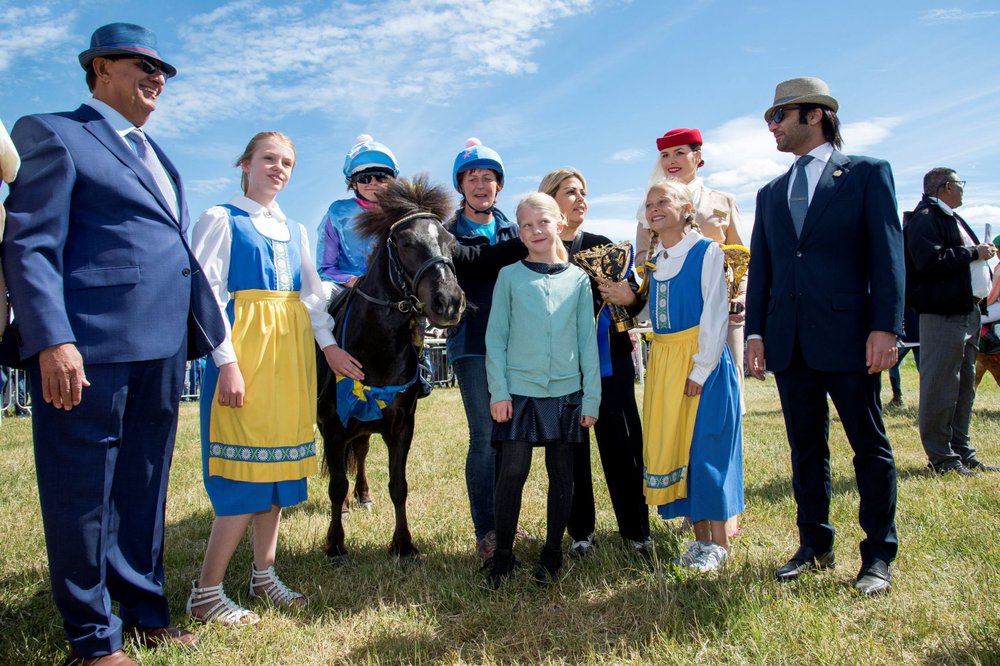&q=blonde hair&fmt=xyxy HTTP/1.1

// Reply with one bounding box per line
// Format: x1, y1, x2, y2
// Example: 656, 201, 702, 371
235, 131, 296, 195
516, 192, 568, 262
646, 178, 698, 231
538, 168, 587, 199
